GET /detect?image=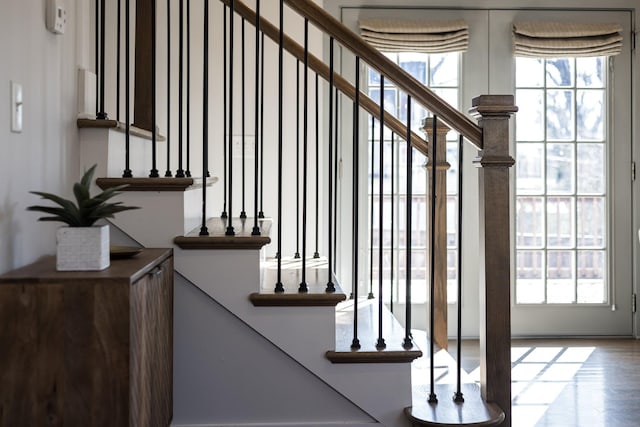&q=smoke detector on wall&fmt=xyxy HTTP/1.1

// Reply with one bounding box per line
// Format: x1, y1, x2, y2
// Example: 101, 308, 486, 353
46, 0, 67, 35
